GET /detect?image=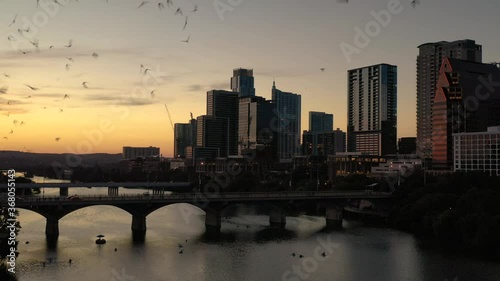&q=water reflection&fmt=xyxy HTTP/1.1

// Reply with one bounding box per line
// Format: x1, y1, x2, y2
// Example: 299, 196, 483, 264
13, 177, 500, 281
